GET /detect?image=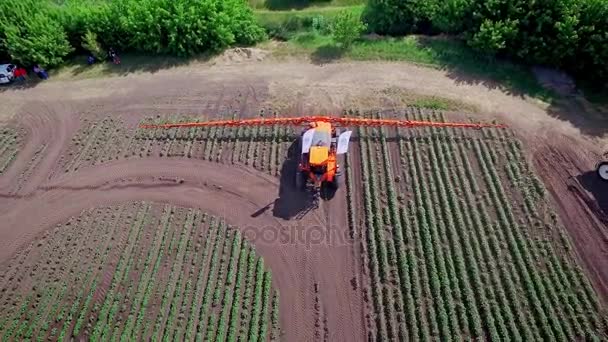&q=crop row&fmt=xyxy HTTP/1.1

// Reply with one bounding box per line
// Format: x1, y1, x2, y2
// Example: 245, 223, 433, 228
63, 115, 300, 177
344, 108, 606, 341
0, 202, 279, 341
0, 206, 127, 341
